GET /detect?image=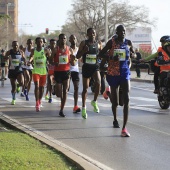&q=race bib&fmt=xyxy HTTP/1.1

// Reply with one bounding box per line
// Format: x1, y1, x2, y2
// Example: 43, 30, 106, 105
12, 59, 20, 66
114, 49, 126, 61
35, 59, 44, 68
59, 55, 68, 64
85, 54, 96, 64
